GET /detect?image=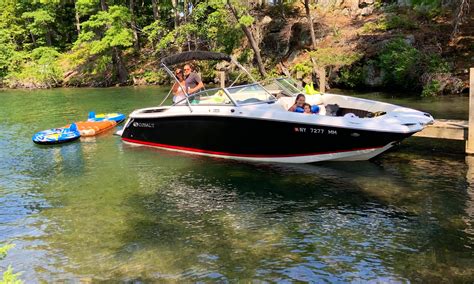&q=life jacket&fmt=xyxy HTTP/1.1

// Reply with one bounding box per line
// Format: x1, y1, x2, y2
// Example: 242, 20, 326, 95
304, 83, 320, 95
